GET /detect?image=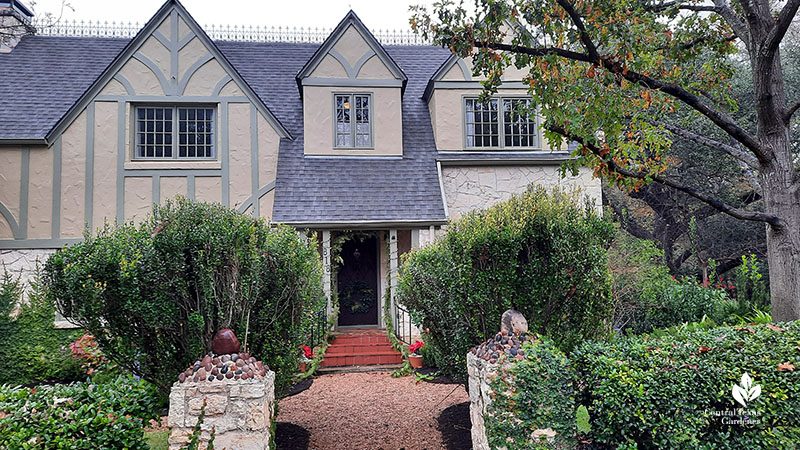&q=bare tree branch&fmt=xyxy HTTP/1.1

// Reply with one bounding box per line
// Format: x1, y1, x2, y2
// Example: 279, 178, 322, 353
785, 98, 800, 122
711, 0, 750, 45
548, 124, 784, 228
654, 120, 760, 167
764, 0, 800, 57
